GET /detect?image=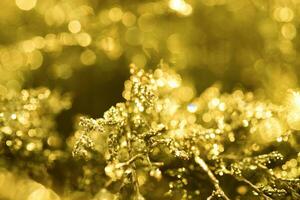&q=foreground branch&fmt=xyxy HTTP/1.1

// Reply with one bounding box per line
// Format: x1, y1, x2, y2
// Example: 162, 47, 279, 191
195, 156, 230, 200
